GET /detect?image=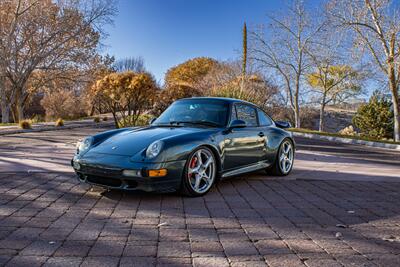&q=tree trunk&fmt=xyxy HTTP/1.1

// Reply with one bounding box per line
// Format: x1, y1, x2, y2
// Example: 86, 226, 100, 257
15, 99, 24, 122
1, 103, 10, 123
390, 86, 400, 142
294, 77, 301, 128
388, 65, 400, 142
319, 93, 327, 132
319, 103, 326, 132
0, 87, 10, 123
